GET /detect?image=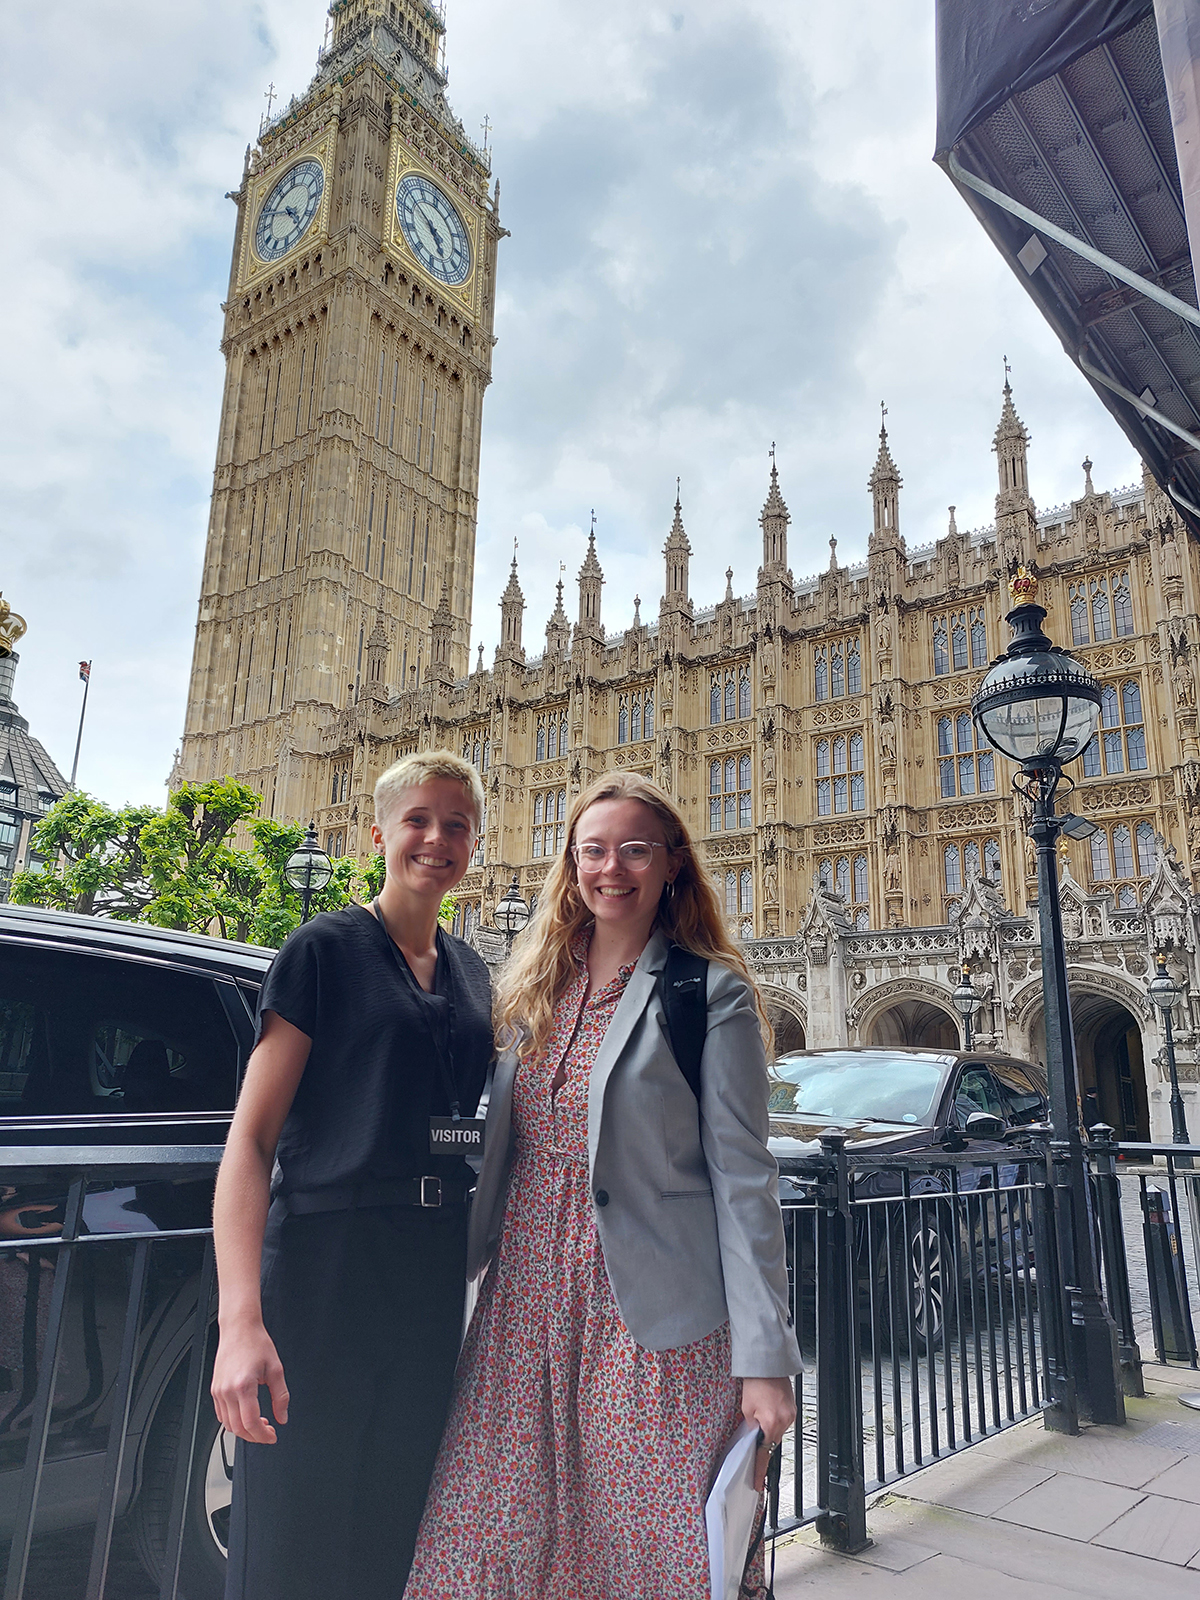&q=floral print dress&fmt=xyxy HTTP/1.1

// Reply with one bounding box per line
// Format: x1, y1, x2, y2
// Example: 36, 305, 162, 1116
404, 939, 752, 1600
